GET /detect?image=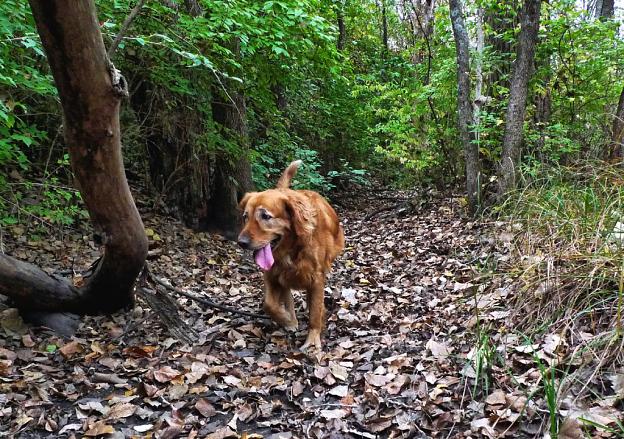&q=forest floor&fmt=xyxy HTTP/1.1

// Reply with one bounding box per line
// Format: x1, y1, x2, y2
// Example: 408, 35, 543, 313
0, 188, 621, 438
